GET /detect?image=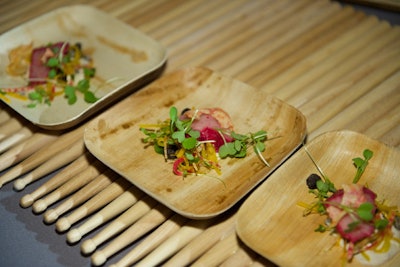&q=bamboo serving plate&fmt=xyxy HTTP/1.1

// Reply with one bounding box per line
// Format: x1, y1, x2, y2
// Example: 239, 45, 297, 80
236, 130, 400, 267
84, 66, 307, 219
0, 5, 166, 130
